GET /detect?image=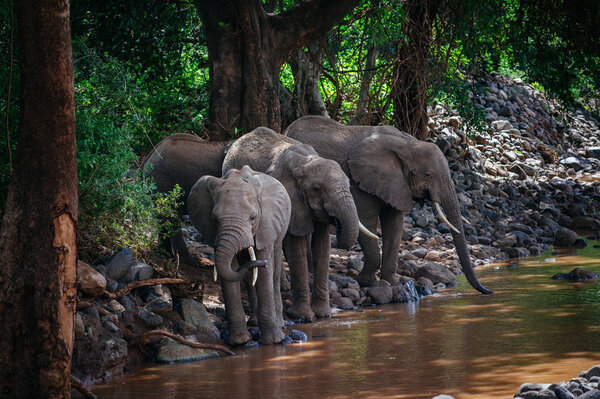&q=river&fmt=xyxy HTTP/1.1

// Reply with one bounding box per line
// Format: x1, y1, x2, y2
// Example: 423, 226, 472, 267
81, 244, 600, 399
